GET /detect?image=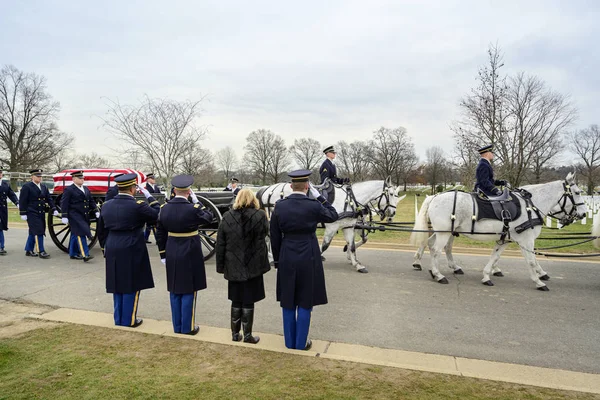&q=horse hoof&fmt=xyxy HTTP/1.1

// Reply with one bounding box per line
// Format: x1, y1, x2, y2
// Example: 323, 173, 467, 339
343, 245, 348, 252
539, 274, 550, 281
321, 256, 326, 261
453, 269, 464, 275
412, 264, 422, 271
482, 280, 494, 286
357, 268, 369, 274
537, 286, 549, 291
493, 271, 504, 277
438, 277, 449, 284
